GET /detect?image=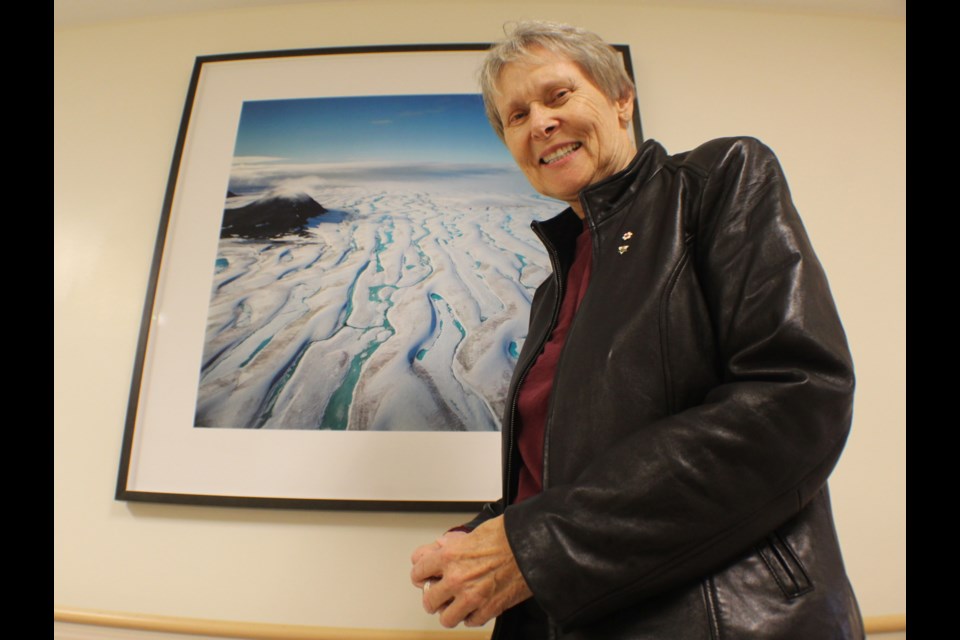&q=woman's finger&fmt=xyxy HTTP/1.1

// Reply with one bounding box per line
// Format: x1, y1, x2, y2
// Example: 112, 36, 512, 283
421, 578, 455, 615
410, 540, 440, 565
